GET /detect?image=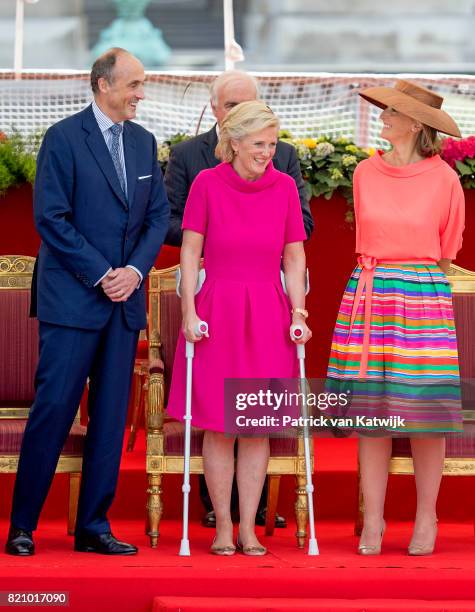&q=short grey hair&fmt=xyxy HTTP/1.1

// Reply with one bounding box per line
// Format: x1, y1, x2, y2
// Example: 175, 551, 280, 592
209, 70, 260, 105
90, 47, 128, 94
